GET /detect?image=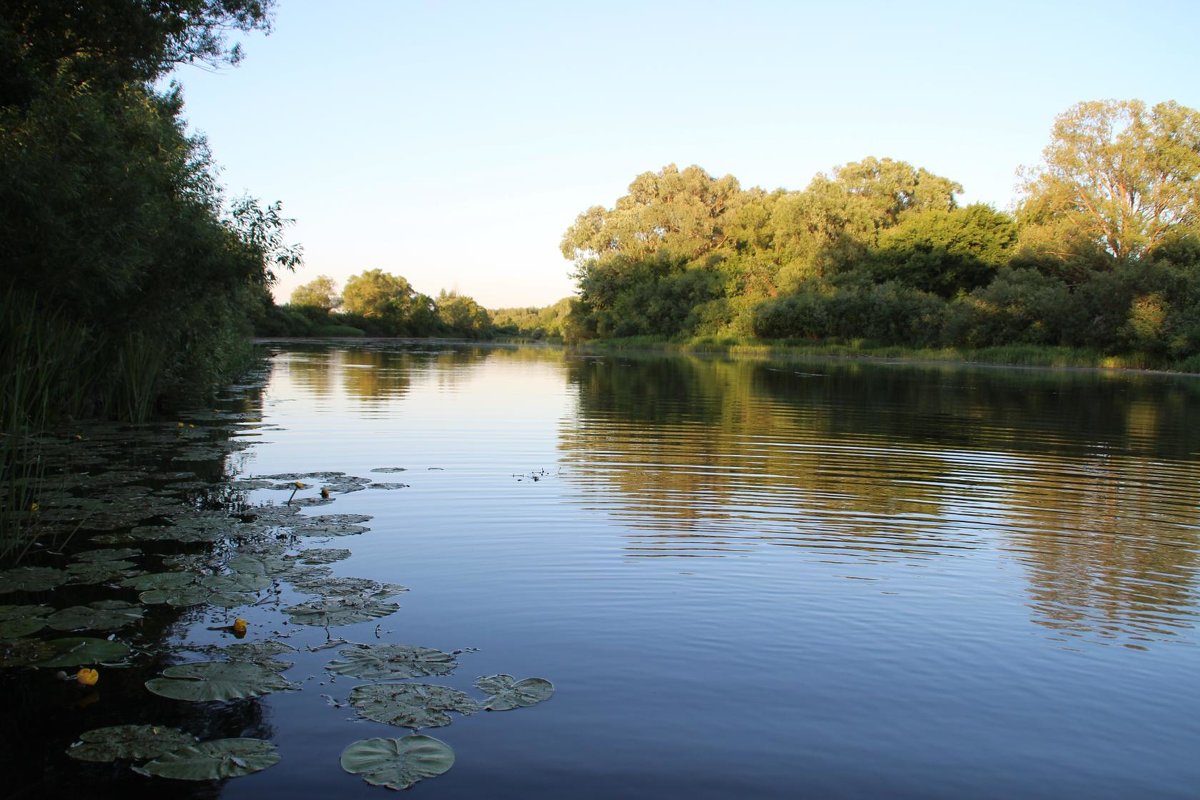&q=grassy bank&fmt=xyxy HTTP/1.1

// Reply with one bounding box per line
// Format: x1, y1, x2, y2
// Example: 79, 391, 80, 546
575, 334, 1200, 375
